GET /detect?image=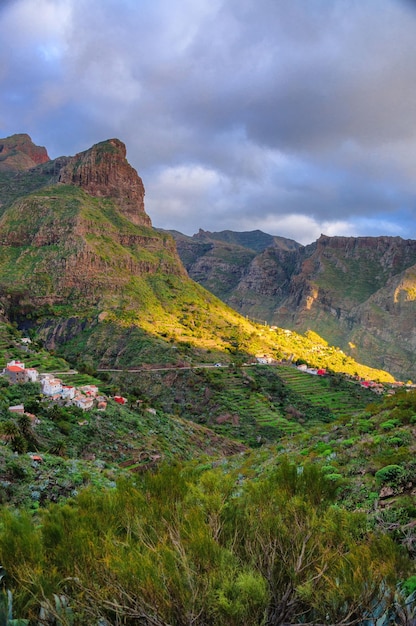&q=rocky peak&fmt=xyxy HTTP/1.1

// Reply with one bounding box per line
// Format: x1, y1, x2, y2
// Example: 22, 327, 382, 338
0, 133, 50, 171
58, 138, 151, 227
